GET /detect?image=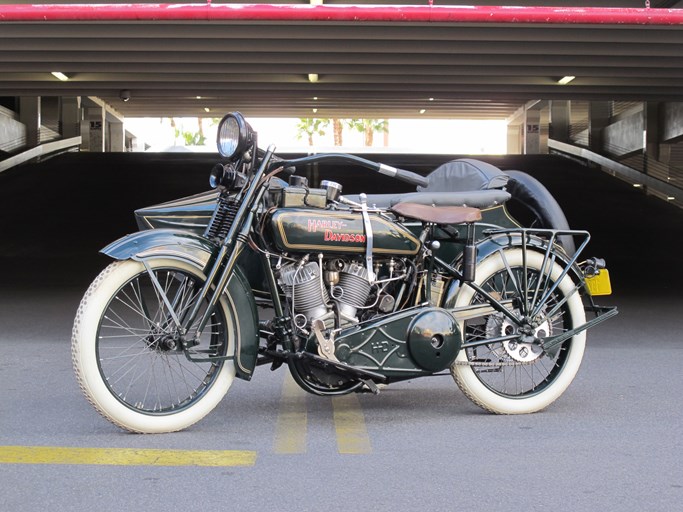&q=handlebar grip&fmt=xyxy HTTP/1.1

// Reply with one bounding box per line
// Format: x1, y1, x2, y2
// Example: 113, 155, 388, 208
377, 164, 429, 188
397, 169, 429, 188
